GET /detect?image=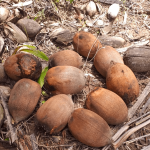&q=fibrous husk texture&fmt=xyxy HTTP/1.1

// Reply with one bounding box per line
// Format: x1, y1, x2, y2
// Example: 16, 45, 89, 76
73, 31, 102, 59
68, 108, 112, 147
44, 66, 85, 95
86, 87, 128, 125
8, 78, 41, 123
36, 94, 74, 134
